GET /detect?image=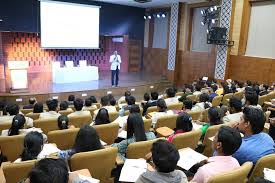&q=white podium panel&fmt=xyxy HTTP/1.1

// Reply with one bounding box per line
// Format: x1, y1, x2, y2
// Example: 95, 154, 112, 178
8, 61, 29, 90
